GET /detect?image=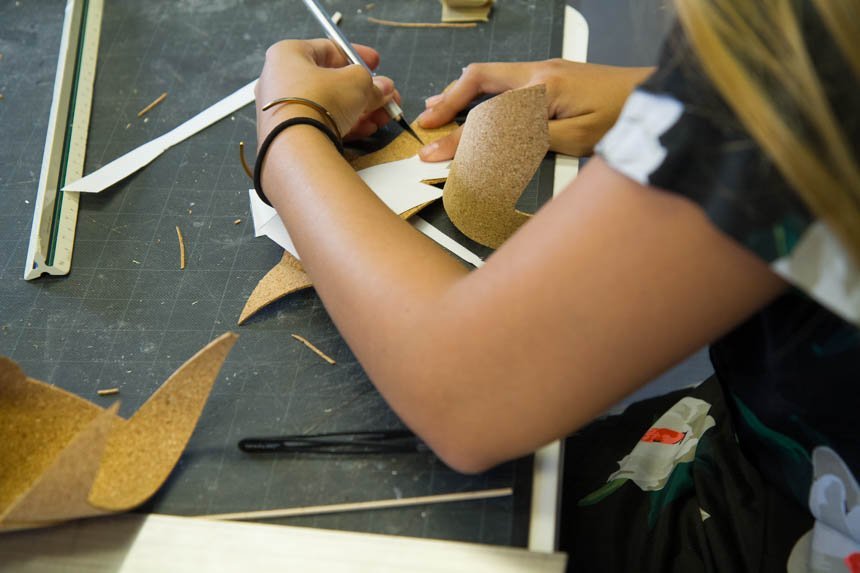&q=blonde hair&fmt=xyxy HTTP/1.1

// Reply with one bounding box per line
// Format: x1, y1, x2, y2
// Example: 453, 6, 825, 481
674, 0, 860, 261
